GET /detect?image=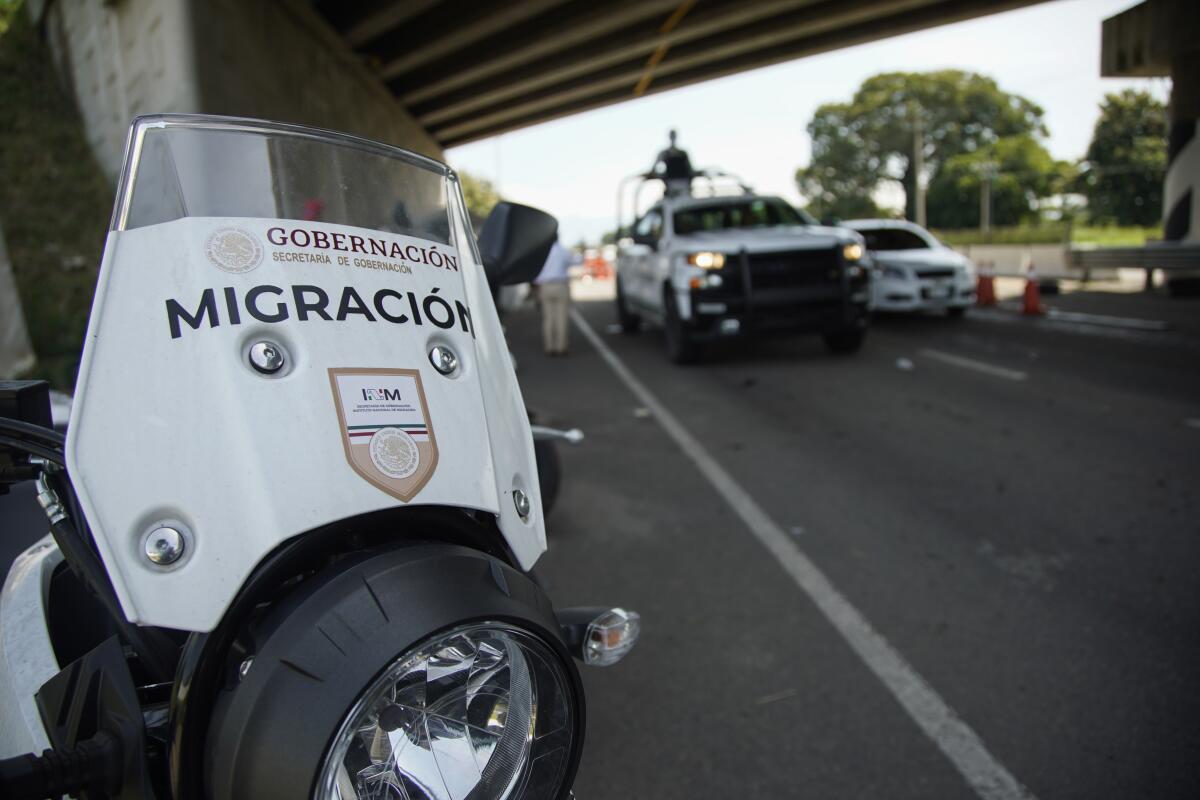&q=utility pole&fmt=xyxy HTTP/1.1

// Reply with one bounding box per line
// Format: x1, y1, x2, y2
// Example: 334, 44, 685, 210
980, 175, 991, 235
978, 161, 998, 238
913, 114, 926, 227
